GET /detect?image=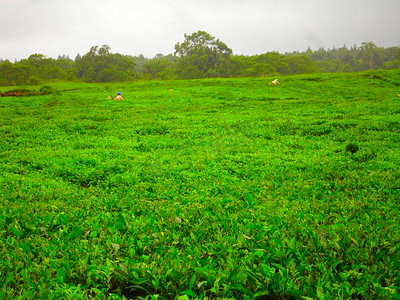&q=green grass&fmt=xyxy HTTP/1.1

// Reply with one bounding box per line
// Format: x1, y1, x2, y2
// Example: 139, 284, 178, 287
1, 70, 400, 299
